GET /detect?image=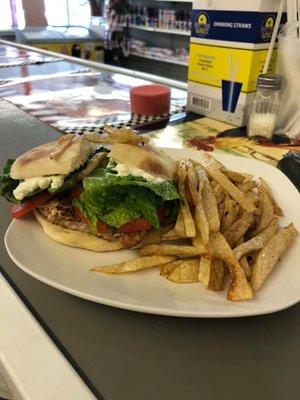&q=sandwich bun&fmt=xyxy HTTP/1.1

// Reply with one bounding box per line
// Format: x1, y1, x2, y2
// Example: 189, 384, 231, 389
109, 143, 177, 181
11, 135, 97, 180
34, 210, 124, 252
